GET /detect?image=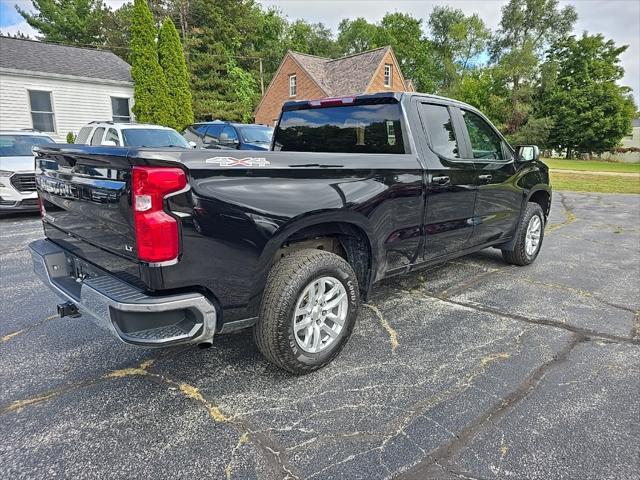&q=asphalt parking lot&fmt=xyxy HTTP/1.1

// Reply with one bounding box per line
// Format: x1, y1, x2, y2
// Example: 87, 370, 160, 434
1, 191, 639, 480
